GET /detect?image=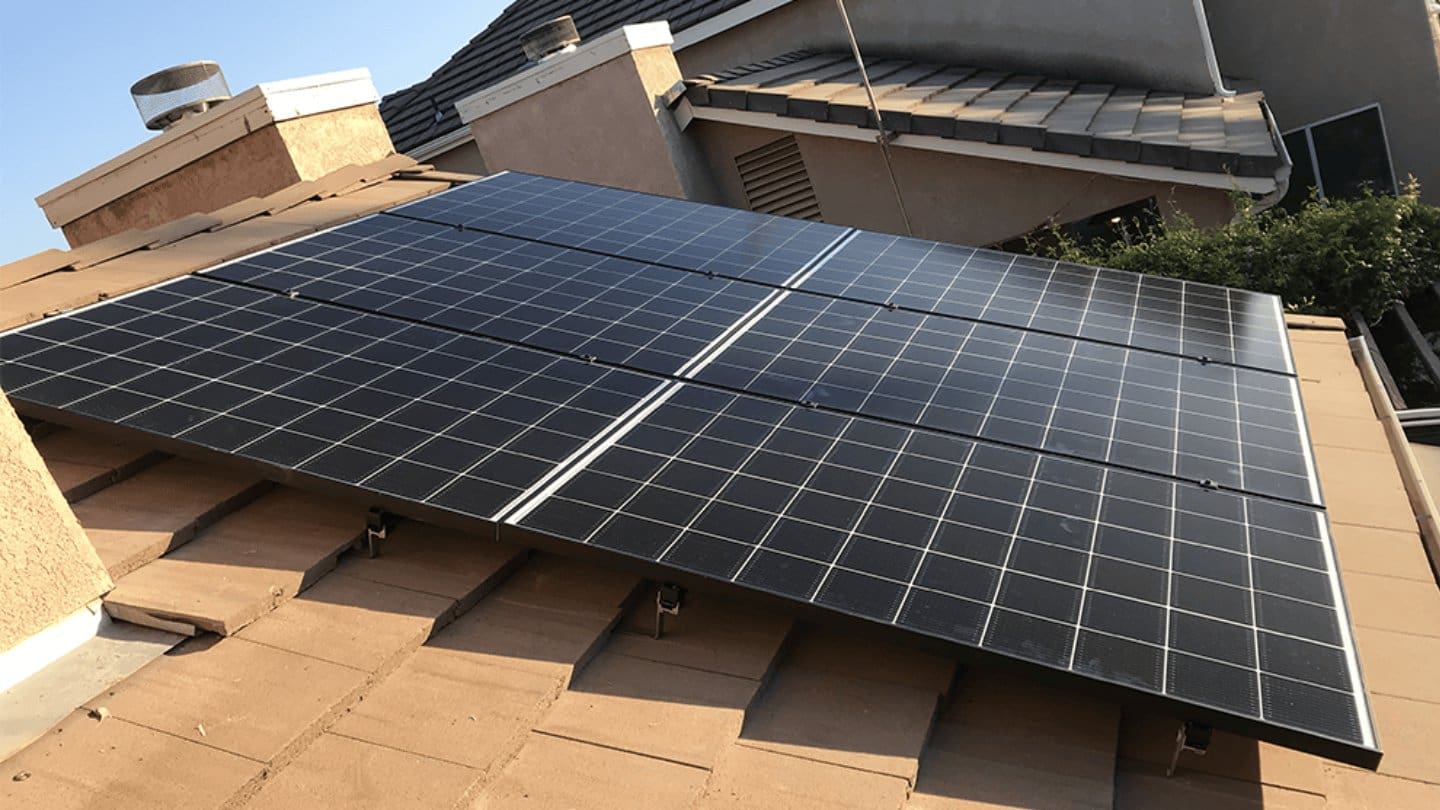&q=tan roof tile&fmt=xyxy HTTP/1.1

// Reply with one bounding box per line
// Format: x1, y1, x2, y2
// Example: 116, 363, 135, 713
1343, 572, 1440, 637
1332, 524, 1437, 583
33, 429, 163, 502
336, 521, 526, 611
609, 589, 792, 680
1117, 713, 1323, 795
235, 573, 453, 672
246, 732, 478, 810
1313, 445, 1415, 533
102, 488, 361, 635
737, 663, 940, 783
71, 458, 269, 578
1366, 693, 1440, 783
472, 732, 707, 810
701, 744, 909, 810
1354, 625, 1440, 705
782, 628, 957, 696
0, 710, 259, 810
331, 645, 555, 771
1113, 758, 1324, 809
86, 635, 368, 765
536, 651, 759, 768
1322, 762, 1440, 808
